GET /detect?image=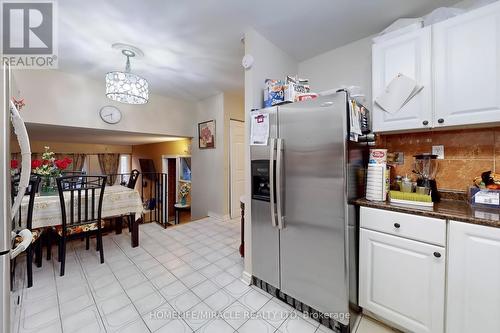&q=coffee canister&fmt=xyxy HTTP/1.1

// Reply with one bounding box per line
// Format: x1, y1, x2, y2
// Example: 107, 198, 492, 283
369, 149, 388, 165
